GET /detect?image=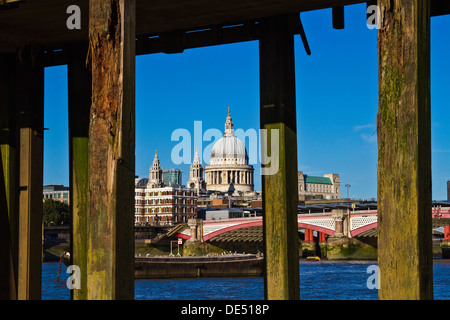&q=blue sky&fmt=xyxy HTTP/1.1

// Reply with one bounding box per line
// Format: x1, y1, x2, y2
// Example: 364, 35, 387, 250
43, 4, 450, 200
